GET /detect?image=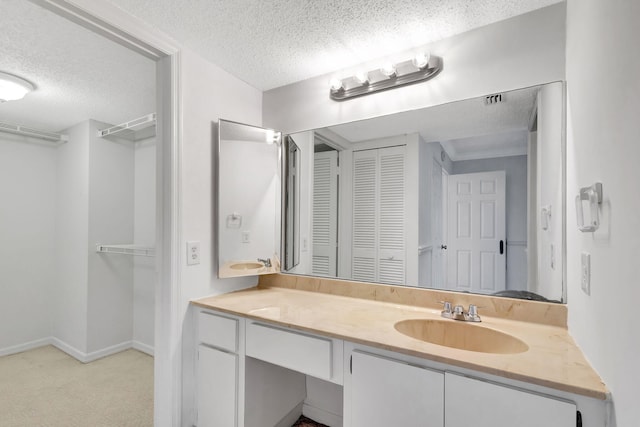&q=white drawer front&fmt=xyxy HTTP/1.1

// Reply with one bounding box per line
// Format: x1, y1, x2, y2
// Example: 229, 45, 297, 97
198, 311, 238, 353
245, 322, 332, 380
